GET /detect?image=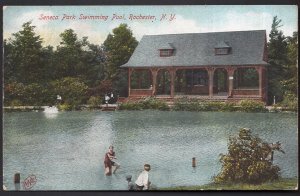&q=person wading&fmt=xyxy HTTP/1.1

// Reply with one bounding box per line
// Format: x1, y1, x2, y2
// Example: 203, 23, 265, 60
104, 145, 120, 175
